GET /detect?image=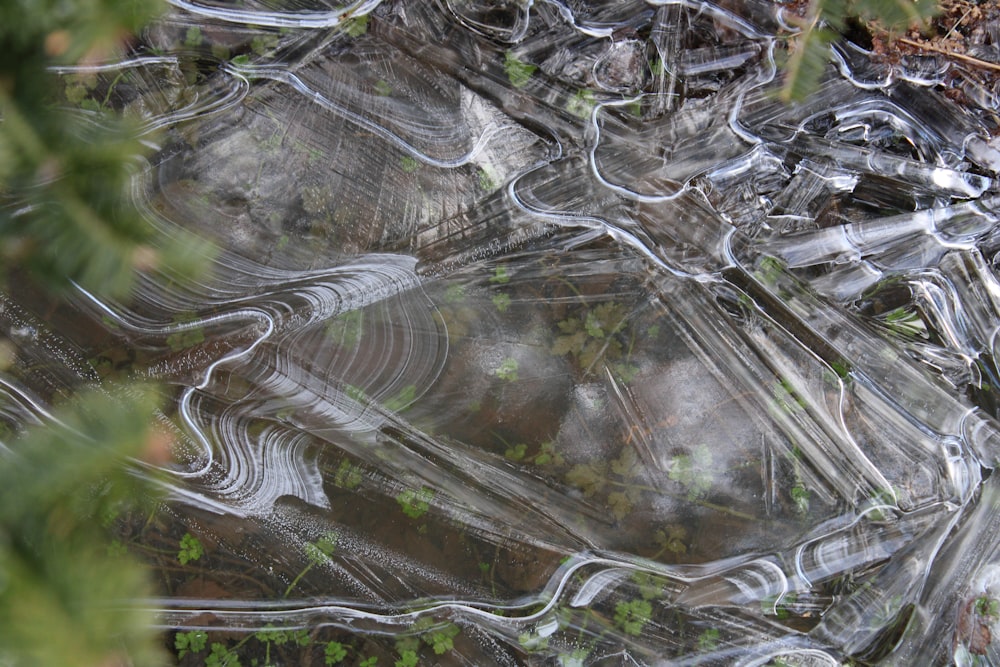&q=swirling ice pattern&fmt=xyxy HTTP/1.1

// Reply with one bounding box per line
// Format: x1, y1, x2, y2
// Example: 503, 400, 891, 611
51, 57, 250, 133
10, 0, 1000, 664
165, 0, 383, 29
78, 255, 443, 514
